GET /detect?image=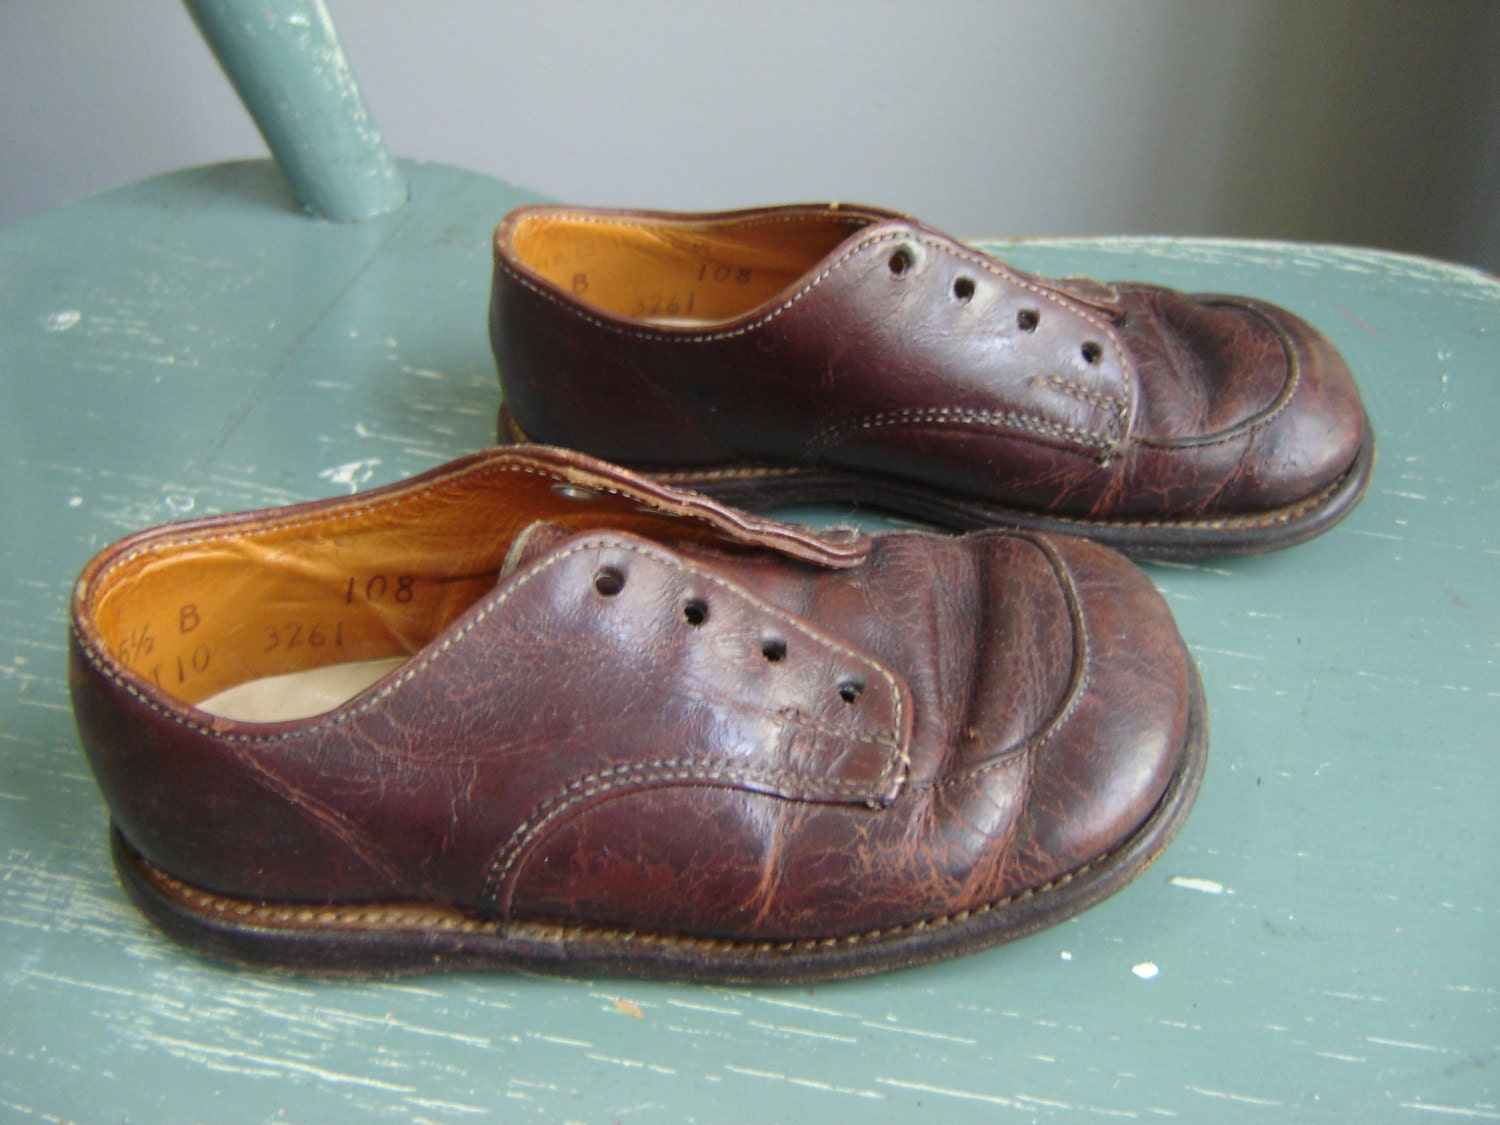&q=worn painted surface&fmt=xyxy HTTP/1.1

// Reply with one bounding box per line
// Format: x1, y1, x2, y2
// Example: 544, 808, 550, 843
0, 160, 1495, 1122
184, 0, 408, 221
